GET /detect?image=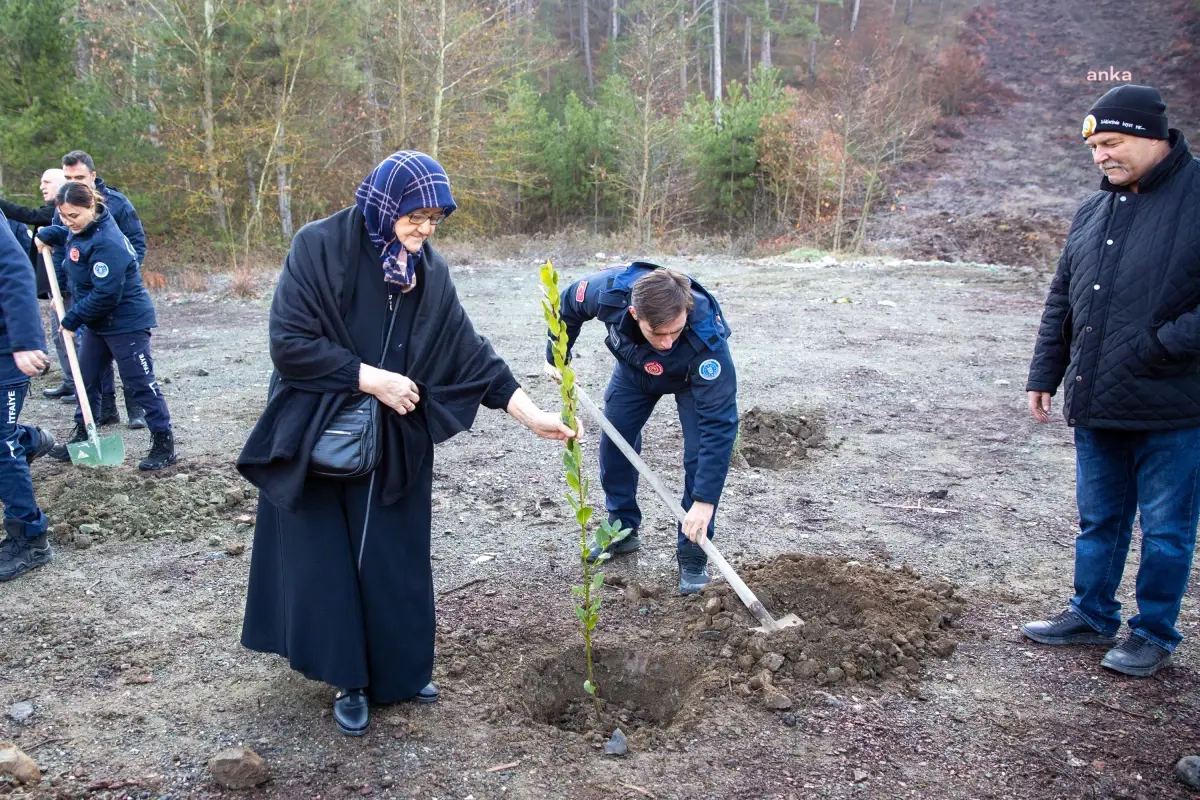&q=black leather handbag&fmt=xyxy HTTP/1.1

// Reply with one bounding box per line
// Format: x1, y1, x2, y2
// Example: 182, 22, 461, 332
309, 295, 402, 479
